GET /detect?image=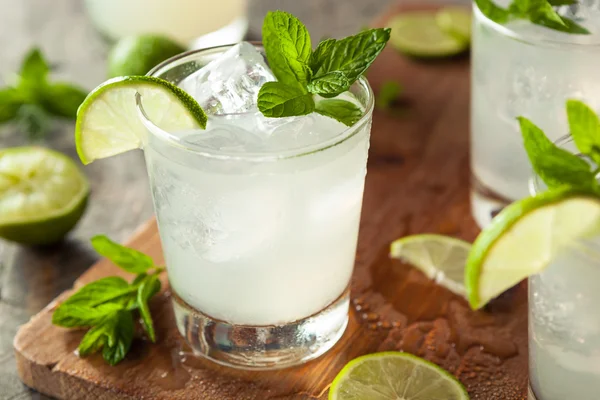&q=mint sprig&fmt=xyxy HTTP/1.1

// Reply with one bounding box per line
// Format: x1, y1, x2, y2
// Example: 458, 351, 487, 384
519, 100, 600, 190
476, 0, 590, 34
52, 235, 163, 365
258, 11, 390, 125
0, 48, 88, 140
